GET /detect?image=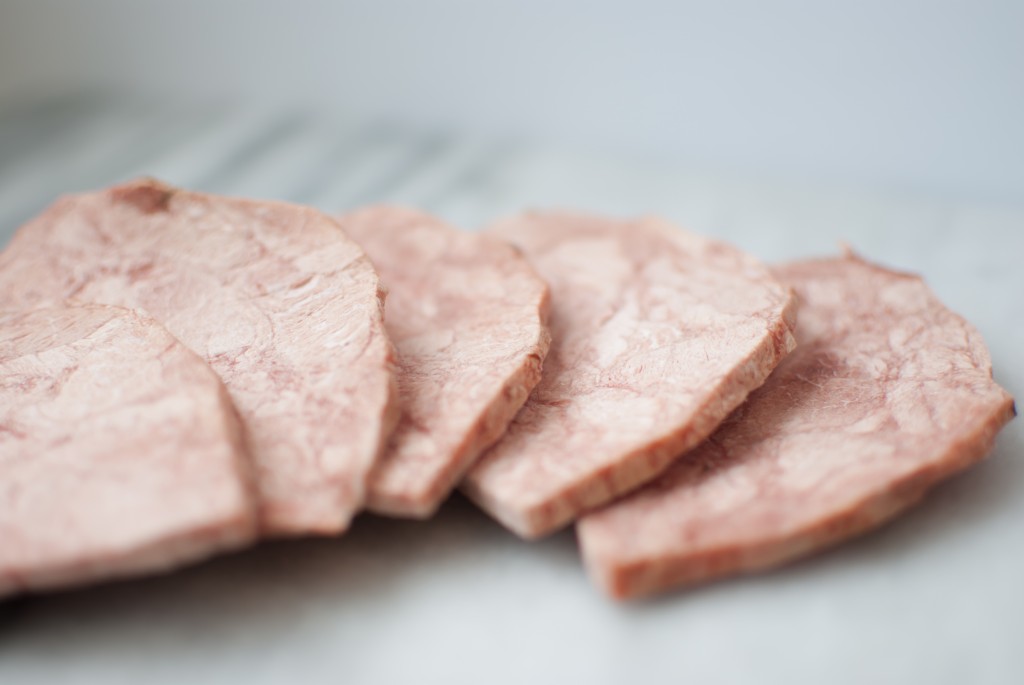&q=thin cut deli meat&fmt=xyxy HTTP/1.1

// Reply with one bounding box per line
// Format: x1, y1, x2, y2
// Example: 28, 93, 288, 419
462, 212, 797, 538
578, 253, 1016, 599
0, 179, 398, 537
341, 207, 551, 518
0, 304, 255, 598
